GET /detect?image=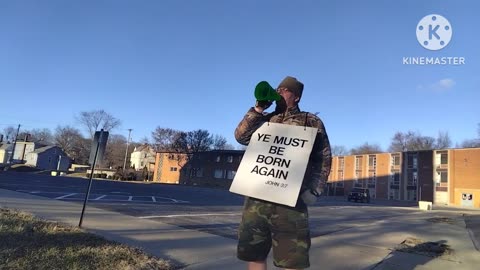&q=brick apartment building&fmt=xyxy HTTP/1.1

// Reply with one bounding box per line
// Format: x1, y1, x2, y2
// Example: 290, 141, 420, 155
152, 152, 188, 184
151, 147, 479, 208
179, 150, 244, 188
328, 147, 480, 208
152, 150, 244, 188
